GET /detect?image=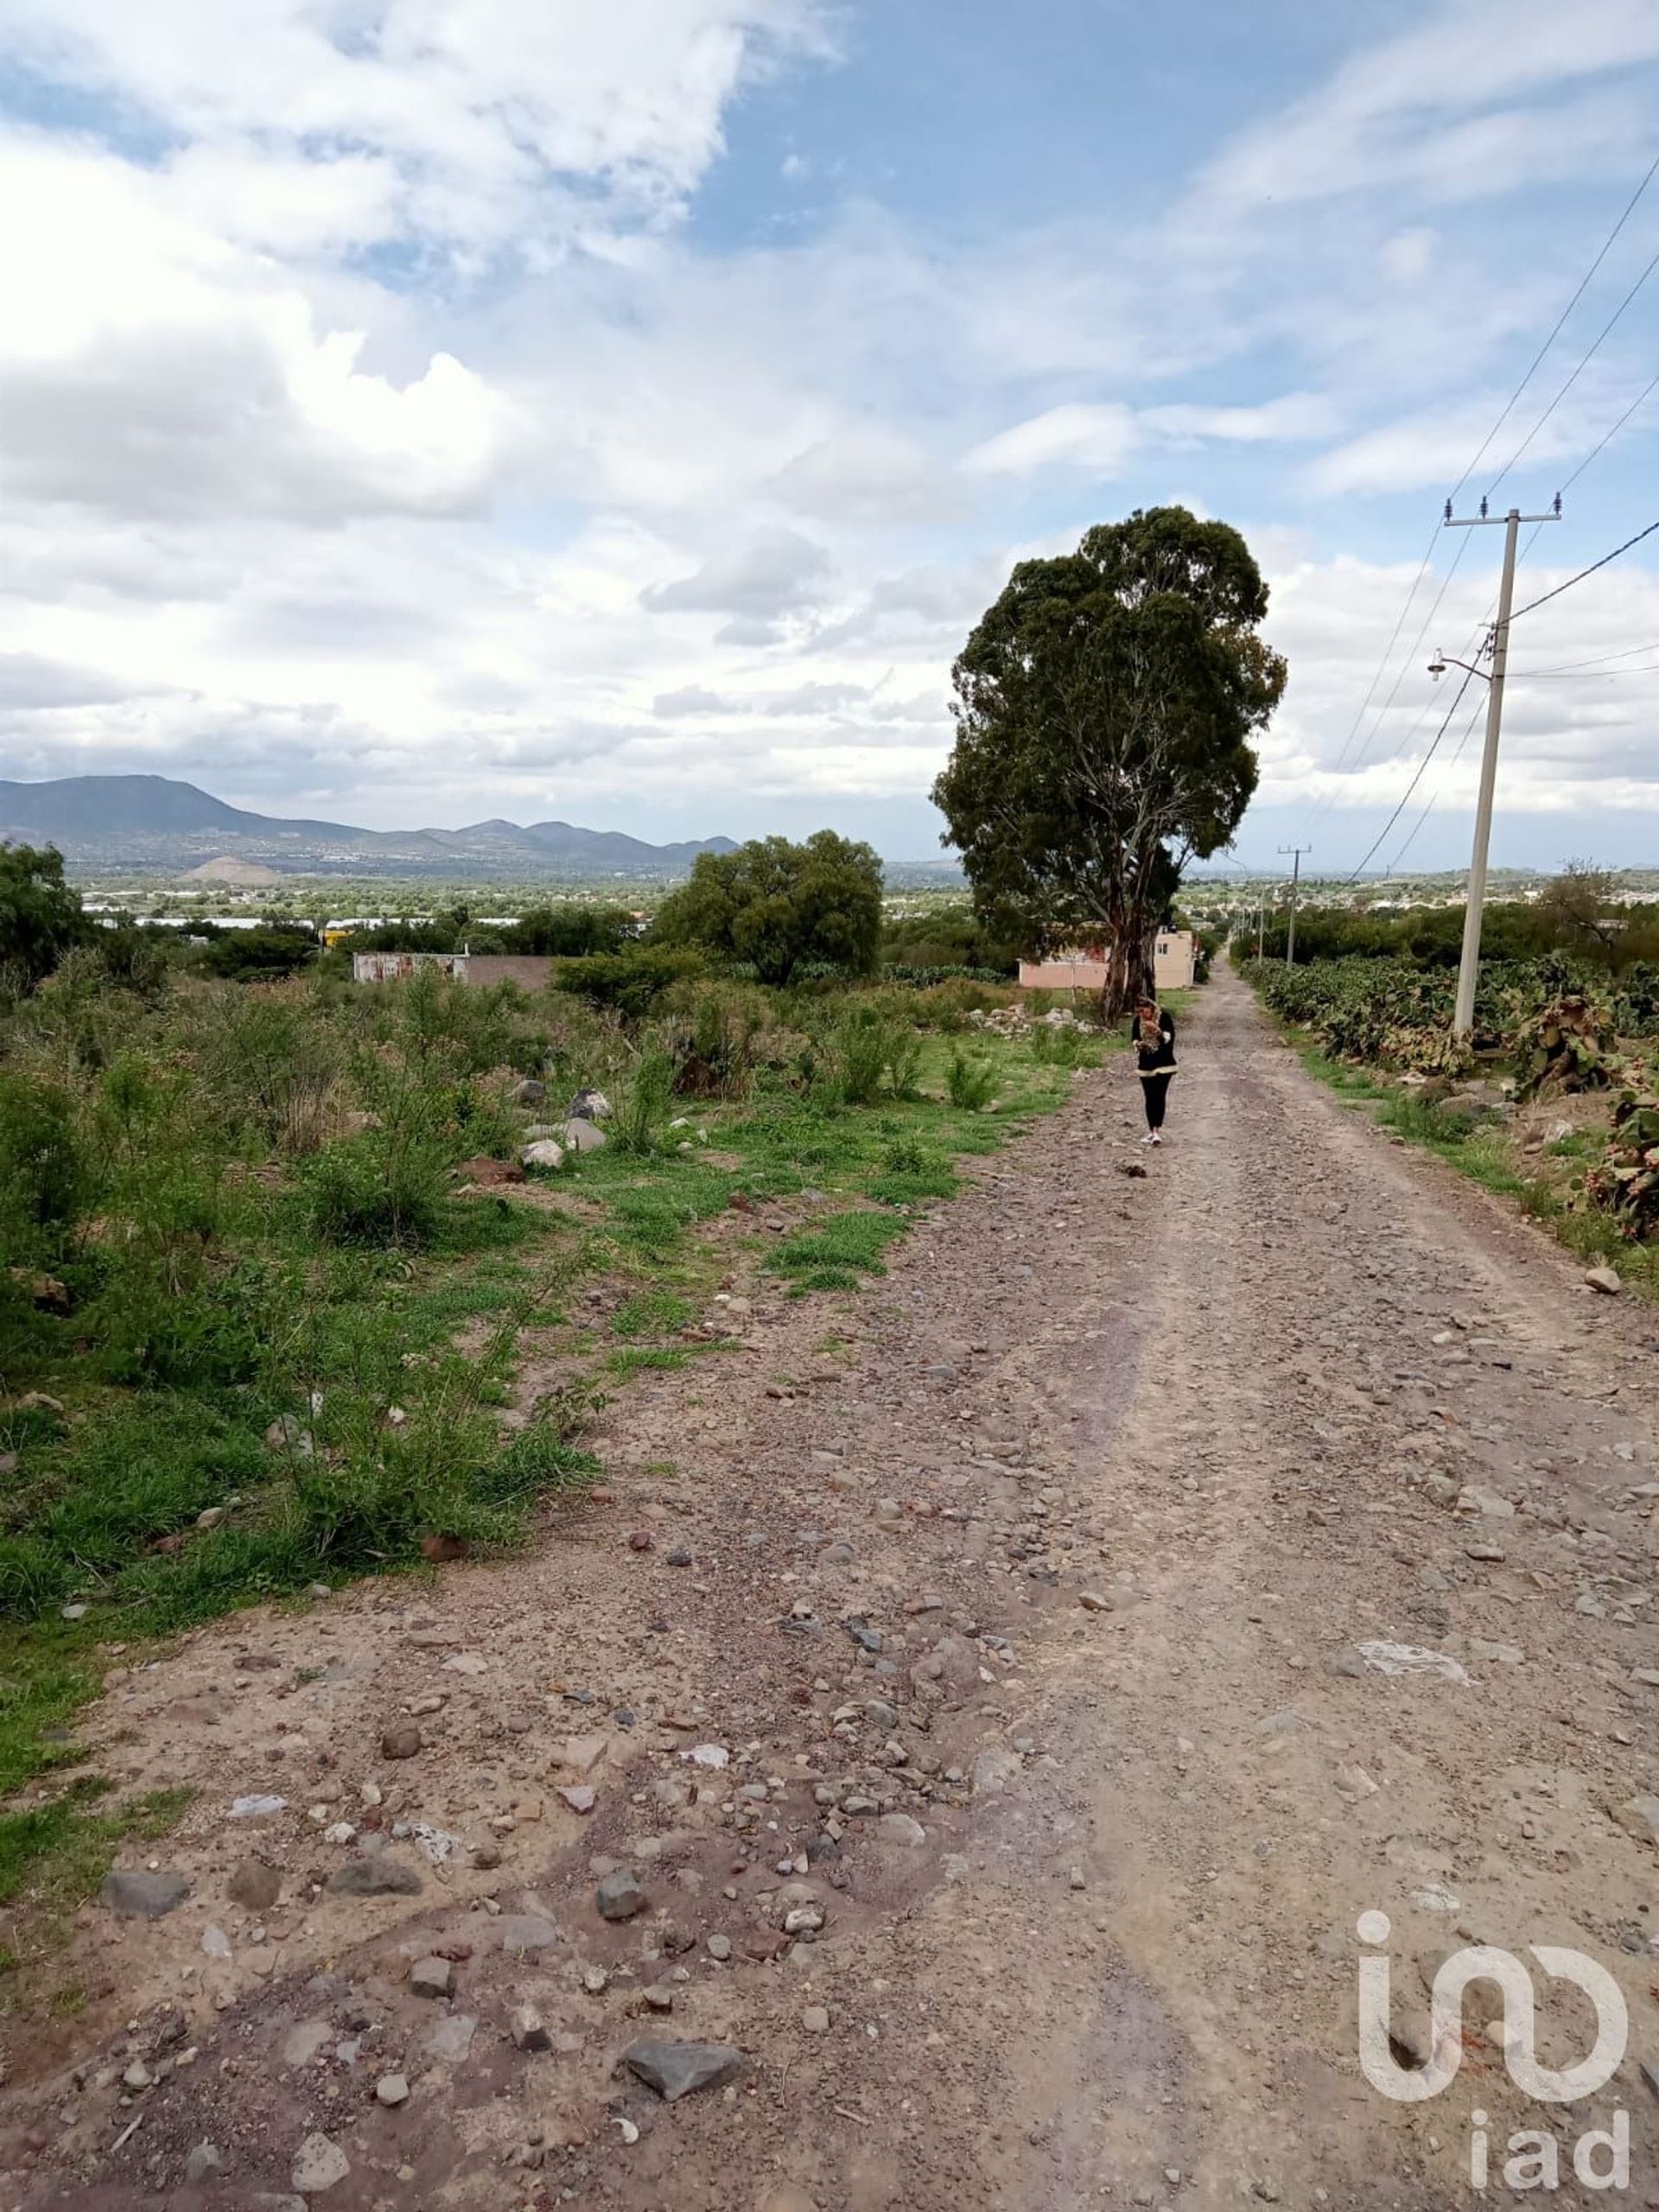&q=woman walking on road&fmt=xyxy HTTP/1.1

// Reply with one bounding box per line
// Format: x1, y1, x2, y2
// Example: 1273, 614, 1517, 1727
1131, 995, 1177, 1146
